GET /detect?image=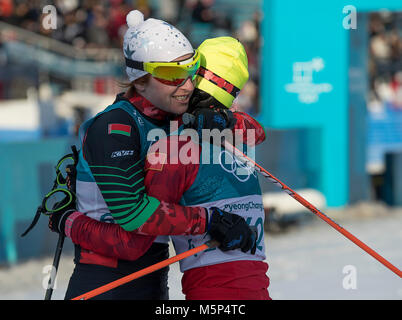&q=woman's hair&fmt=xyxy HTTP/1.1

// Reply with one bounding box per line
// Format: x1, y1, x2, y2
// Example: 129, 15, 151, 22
116, 74, 151, 92
117, 79, 135, 89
